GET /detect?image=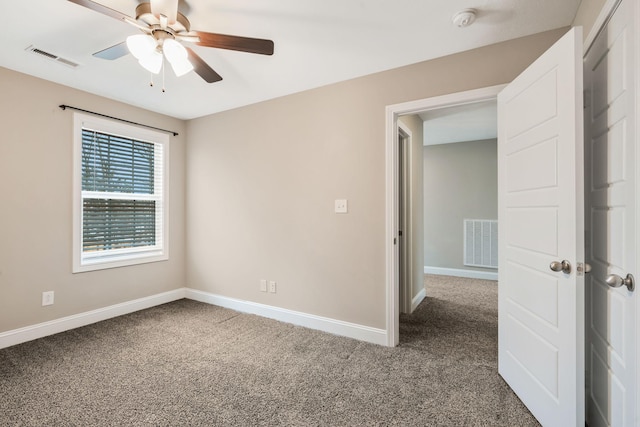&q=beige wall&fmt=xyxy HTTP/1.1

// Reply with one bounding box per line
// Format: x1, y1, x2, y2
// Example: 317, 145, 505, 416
0, 67, 186, 333
0, 25, 578, 335
423, 139, 497, 272
573, 0, 609, 40
186, 28, 568, 329
398, 115, 424, 303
